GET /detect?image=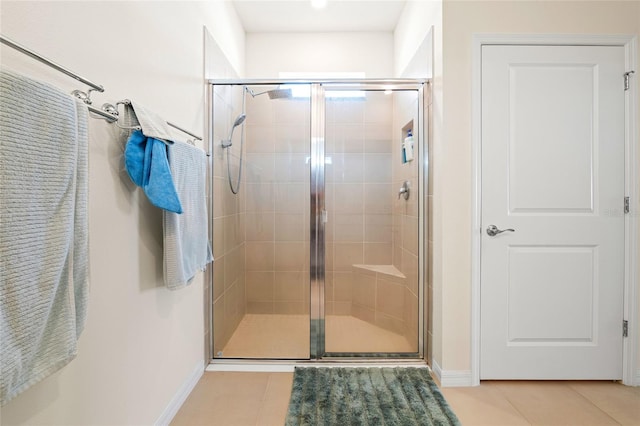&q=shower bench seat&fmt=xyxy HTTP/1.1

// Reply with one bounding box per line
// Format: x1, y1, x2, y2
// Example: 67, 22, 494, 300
348, 264, 412, 338
352, 264, 406, 281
